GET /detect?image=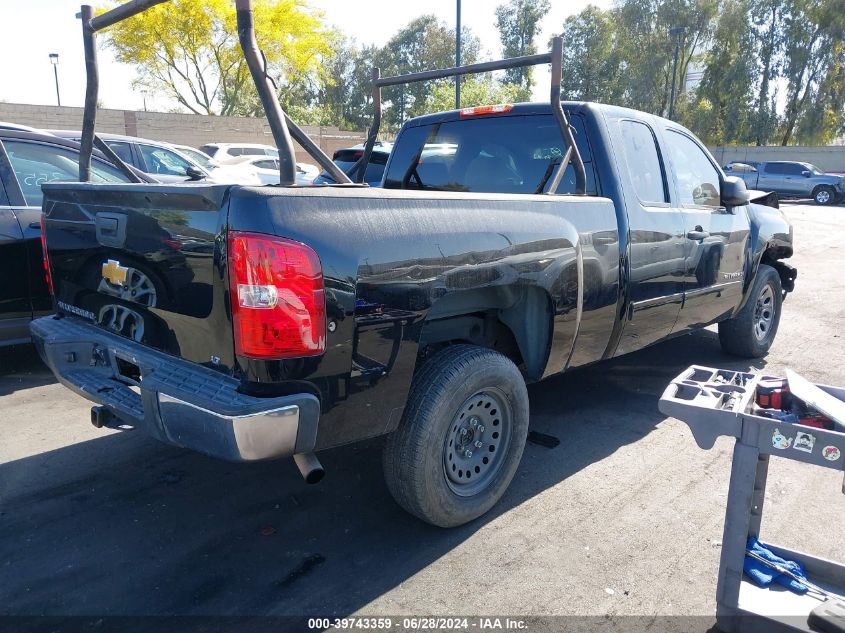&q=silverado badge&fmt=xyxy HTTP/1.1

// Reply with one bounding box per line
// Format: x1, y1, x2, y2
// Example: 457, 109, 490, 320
102, 259, 129, 286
